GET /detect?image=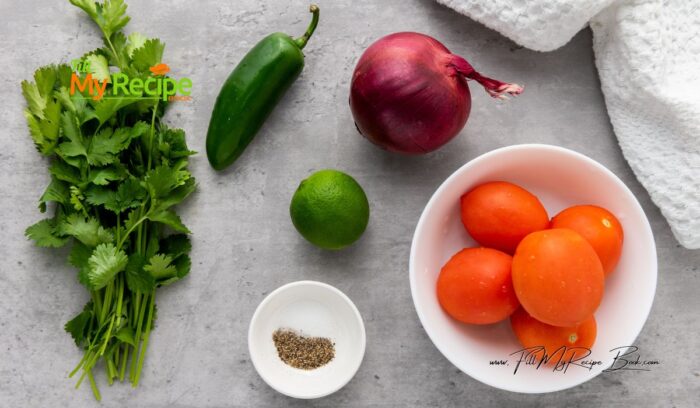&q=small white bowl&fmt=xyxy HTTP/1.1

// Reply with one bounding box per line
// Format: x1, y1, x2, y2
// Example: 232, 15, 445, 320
409, 144, 657, 393
248, 281, 366, 399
